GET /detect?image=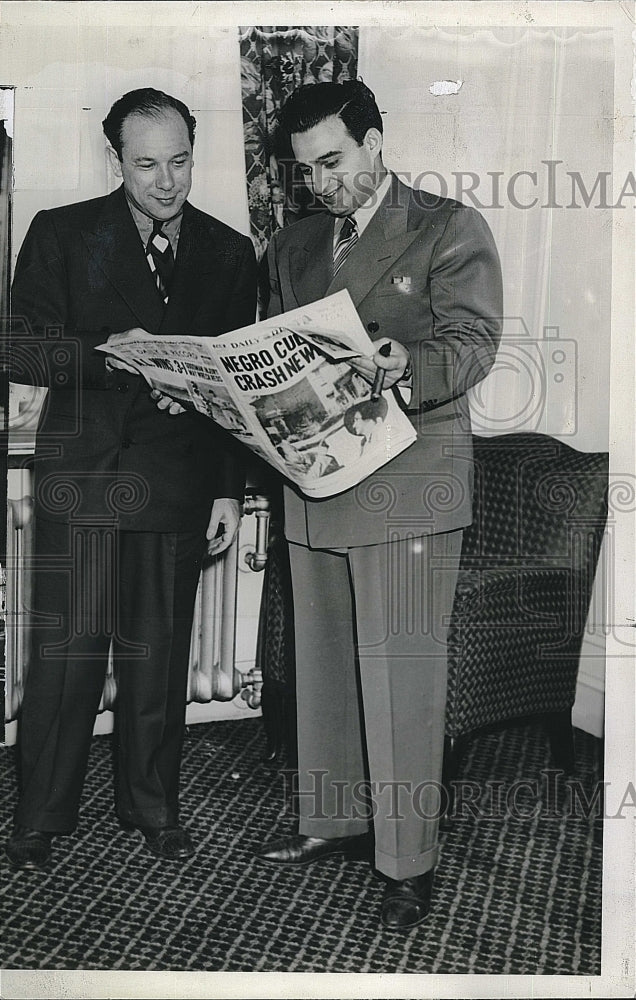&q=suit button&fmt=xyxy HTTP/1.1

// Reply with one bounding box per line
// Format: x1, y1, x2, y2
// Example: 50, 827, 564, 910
121, 438, 132, 449
367, 321, 380, 334
116, 383, 129, 393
